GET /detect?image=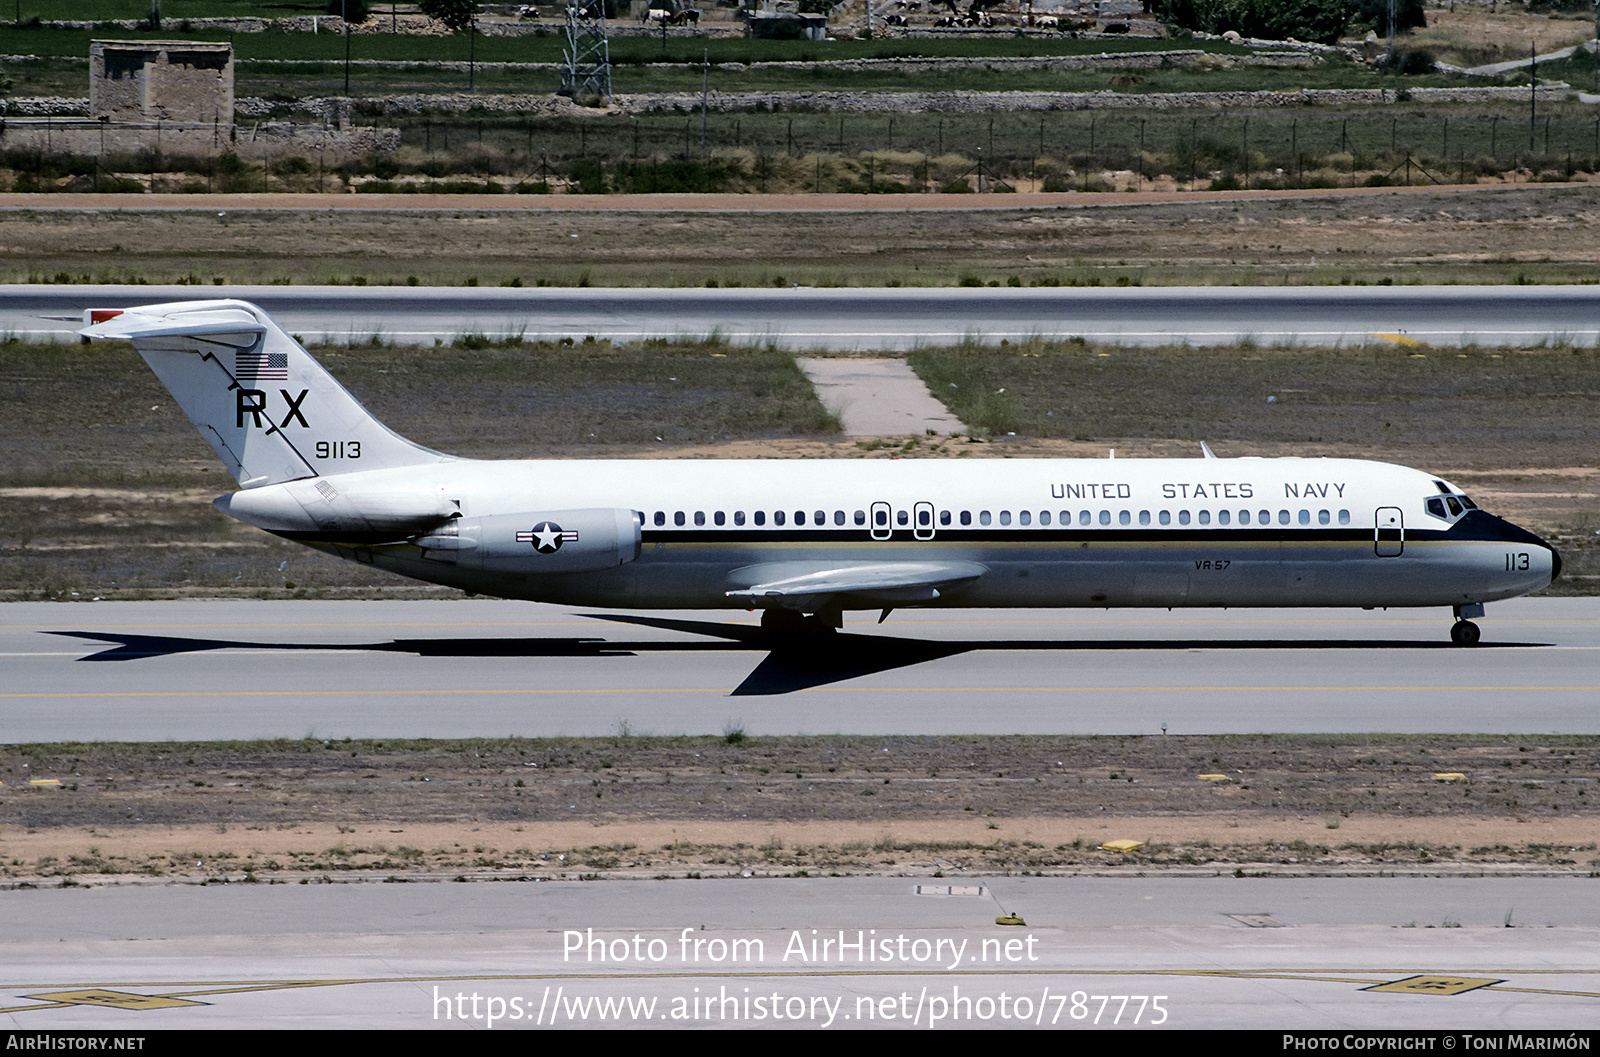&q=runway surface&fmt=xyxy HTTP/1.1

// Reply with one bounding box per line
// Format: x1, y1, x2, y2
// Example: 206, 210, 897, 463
2, 876, 1597, 1029
5, 284, 1600, 349
2, 597, 1596, 742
